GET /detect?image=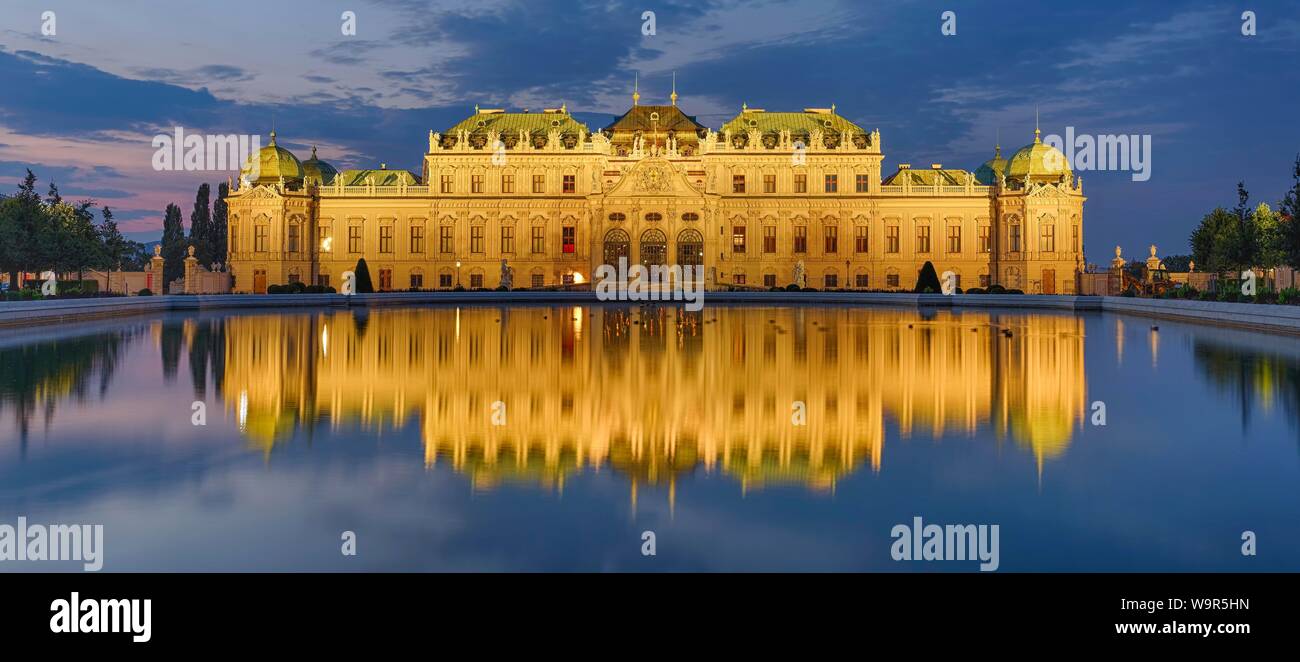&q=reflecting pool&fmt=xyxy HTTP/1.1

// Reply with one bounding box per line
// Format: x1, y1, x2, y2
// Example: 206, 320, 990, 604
1, 305, 1298, 571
